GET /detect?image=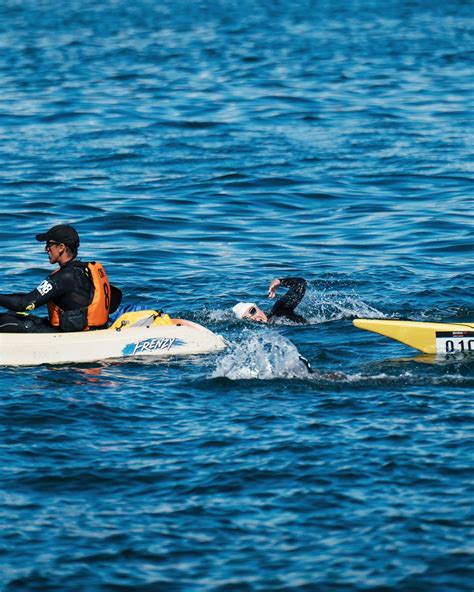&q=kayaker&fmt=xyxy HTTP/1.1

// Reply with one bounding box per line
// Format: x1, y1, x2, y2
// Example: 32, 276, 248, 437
232, 277, 307, 324
0, 224, 117, 333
